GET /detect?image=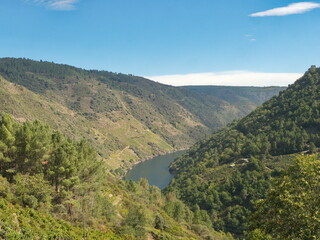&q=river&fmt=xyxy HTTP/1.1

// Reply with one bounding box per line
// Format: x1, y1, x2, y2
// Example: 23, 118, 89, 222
125, 150, 186, 189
